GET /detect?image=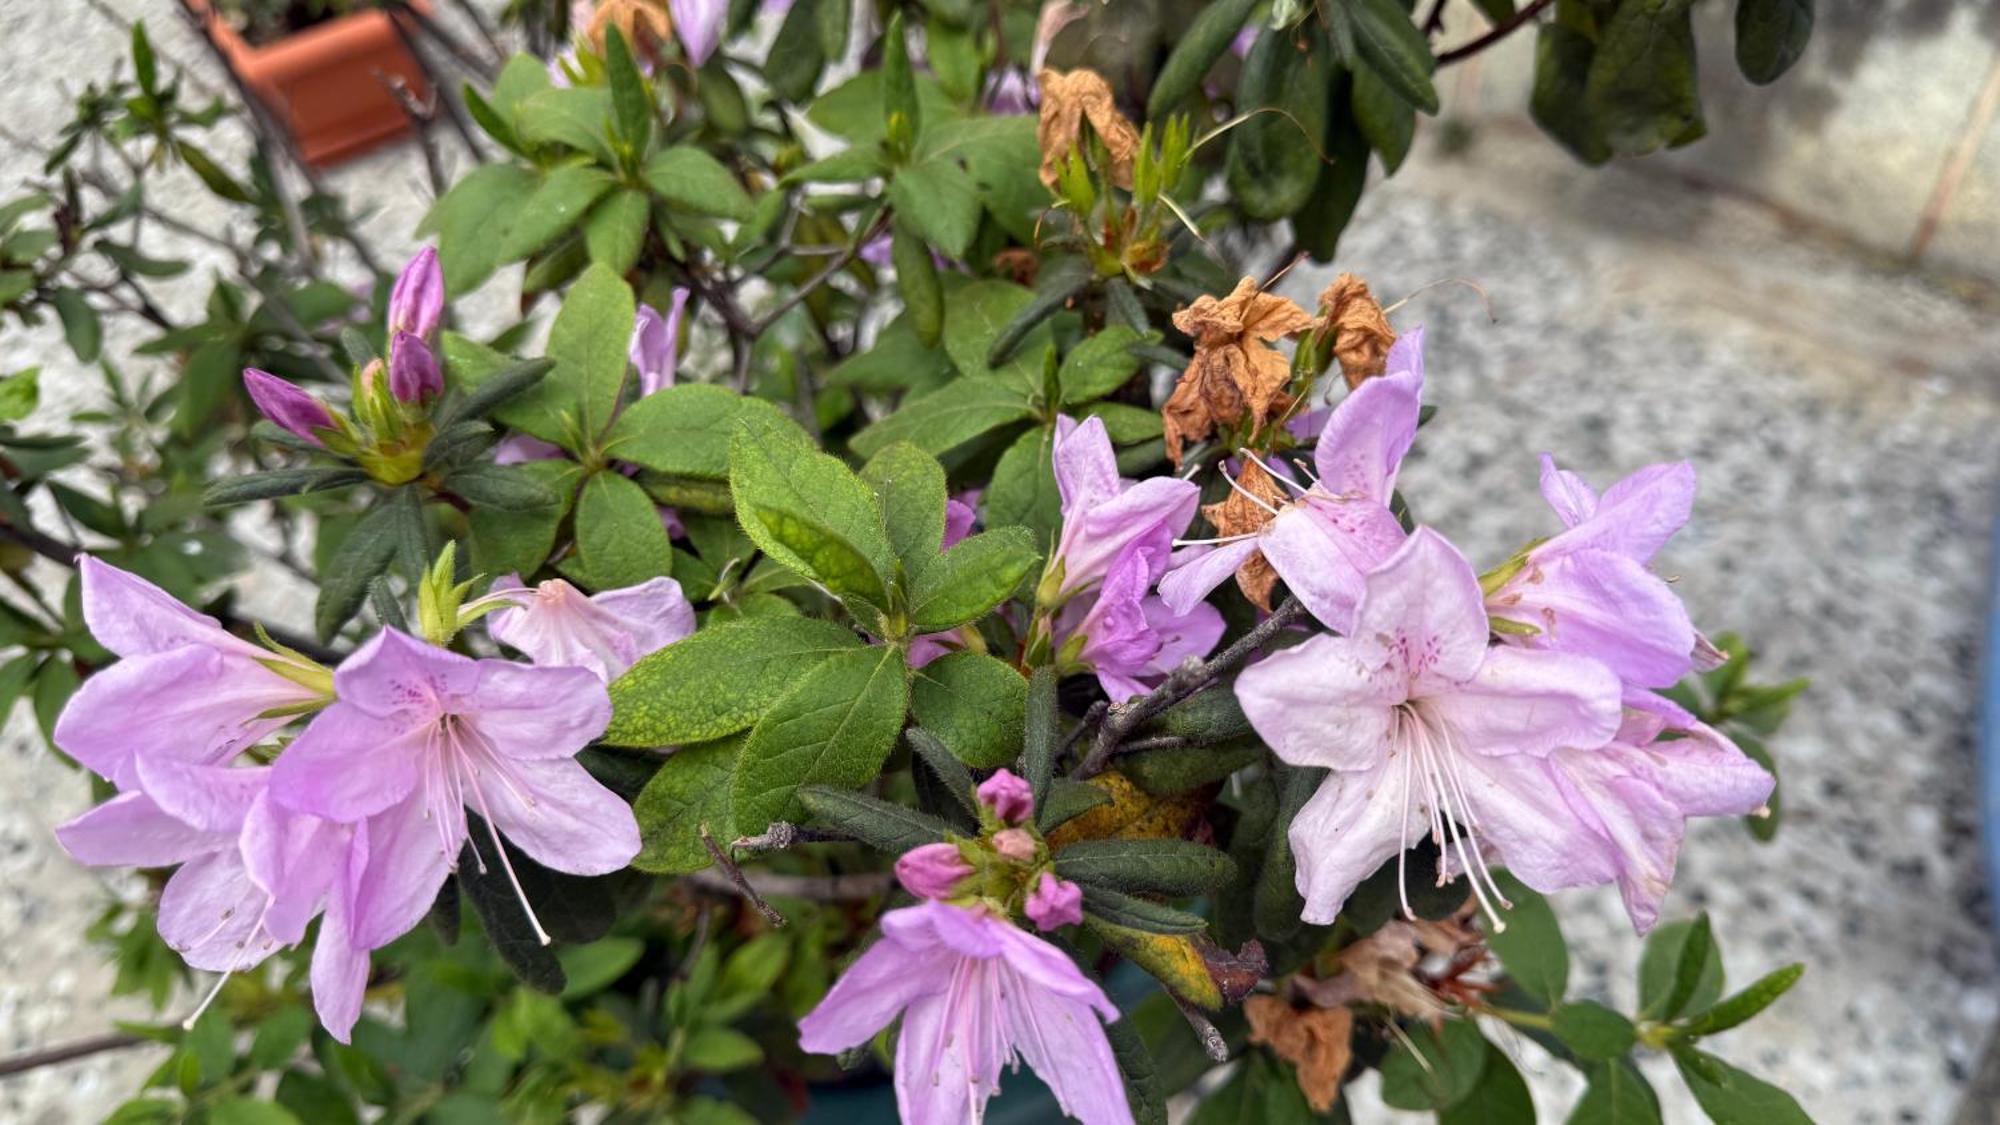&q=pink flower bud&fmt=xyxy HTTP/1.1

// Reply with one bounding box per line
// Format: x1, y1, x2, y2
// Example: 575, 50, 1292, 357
1025, 872, 1083, 931
895, 842, 973, 900
242, 368, 335, 446
388, 246, 444, 341
991, 828, 1036, 863
389, 332, 442, 403
977, 768, 1034, 825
